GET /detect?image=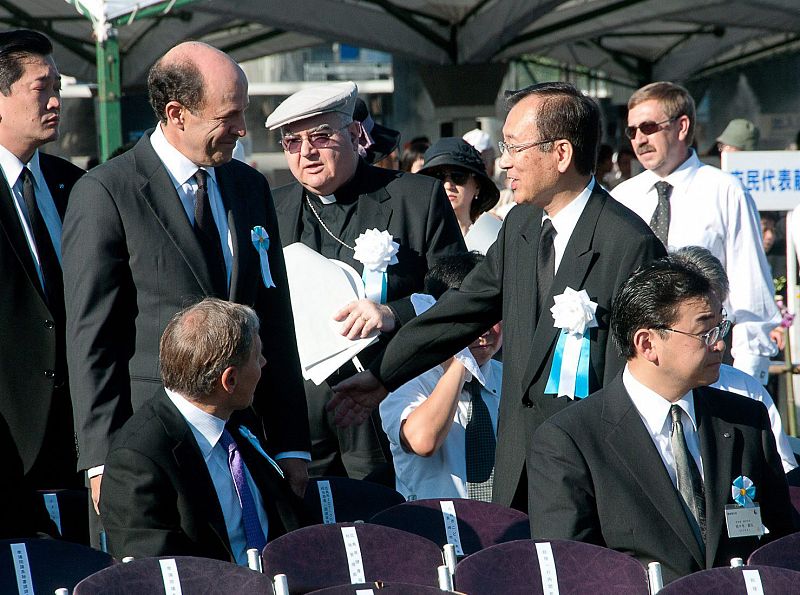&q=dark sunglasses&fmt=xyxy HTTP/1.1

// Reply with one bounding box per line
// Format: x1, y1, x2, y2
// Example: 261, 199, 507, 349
432, 169, 472, 185
624, 117, 677, 140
